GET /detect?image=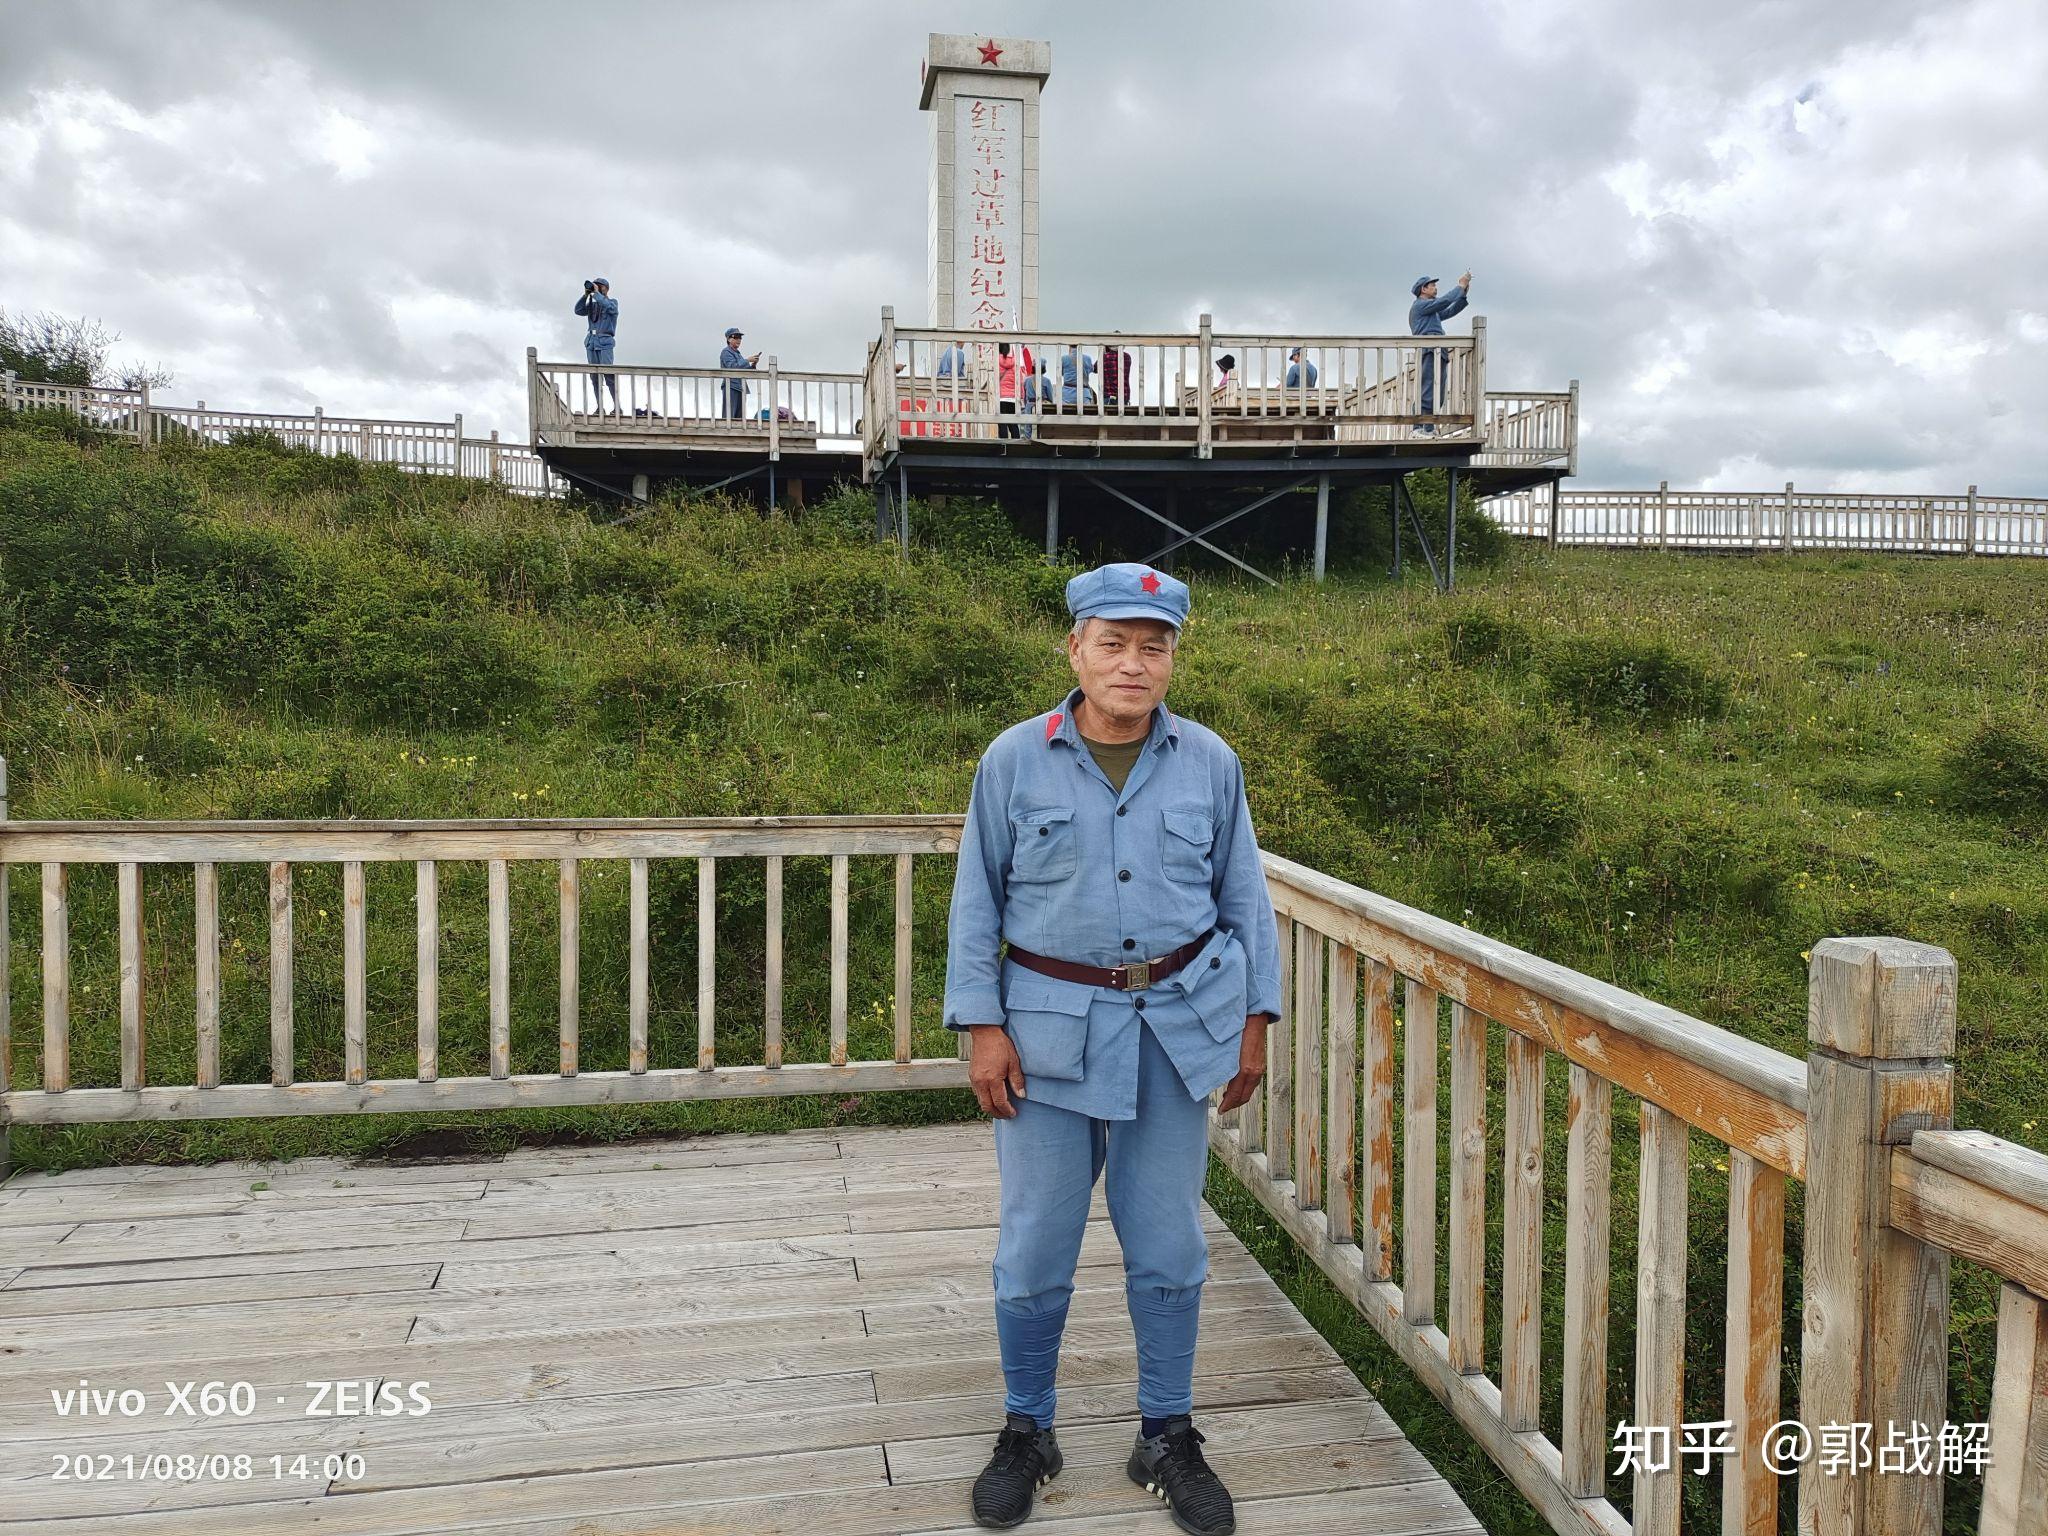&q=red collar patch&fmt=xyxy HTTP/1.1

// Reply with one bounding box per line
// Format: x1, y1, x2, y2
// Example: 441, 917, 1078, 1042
1045, 712, 1064, 742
